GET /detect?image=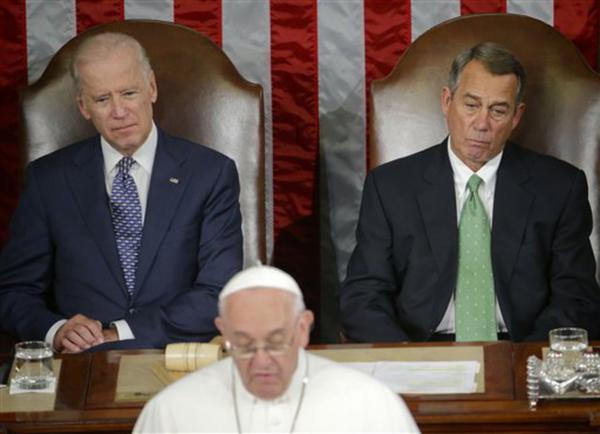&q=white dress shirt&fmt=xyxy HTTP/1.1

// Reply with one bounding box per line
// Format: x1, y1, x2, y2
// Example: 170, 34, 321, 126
435, 138, 507, 333
133, 348, 420, 433
45, 123, 158, 348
